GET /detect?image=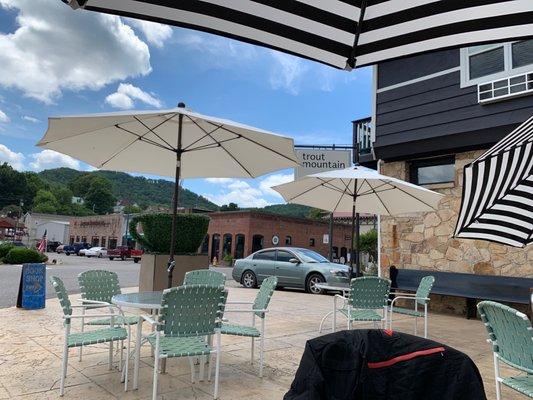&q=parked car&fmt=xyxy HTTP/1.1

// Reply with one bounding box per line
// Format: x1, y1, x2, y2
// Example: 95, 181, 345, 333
107, 246, 143, 263
232, 247, 350, 294
47, 241, 62, 253
56, 244, 66, 254
85, 247, 107, 258
62, 242, 90, 256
